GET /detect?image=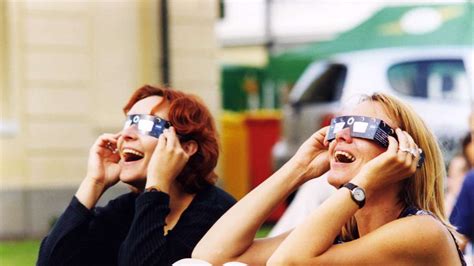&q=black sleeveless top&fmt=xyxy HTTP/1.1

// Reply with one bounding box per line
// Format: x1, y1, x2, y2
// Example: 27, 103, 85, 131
335, 205, 466, 265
